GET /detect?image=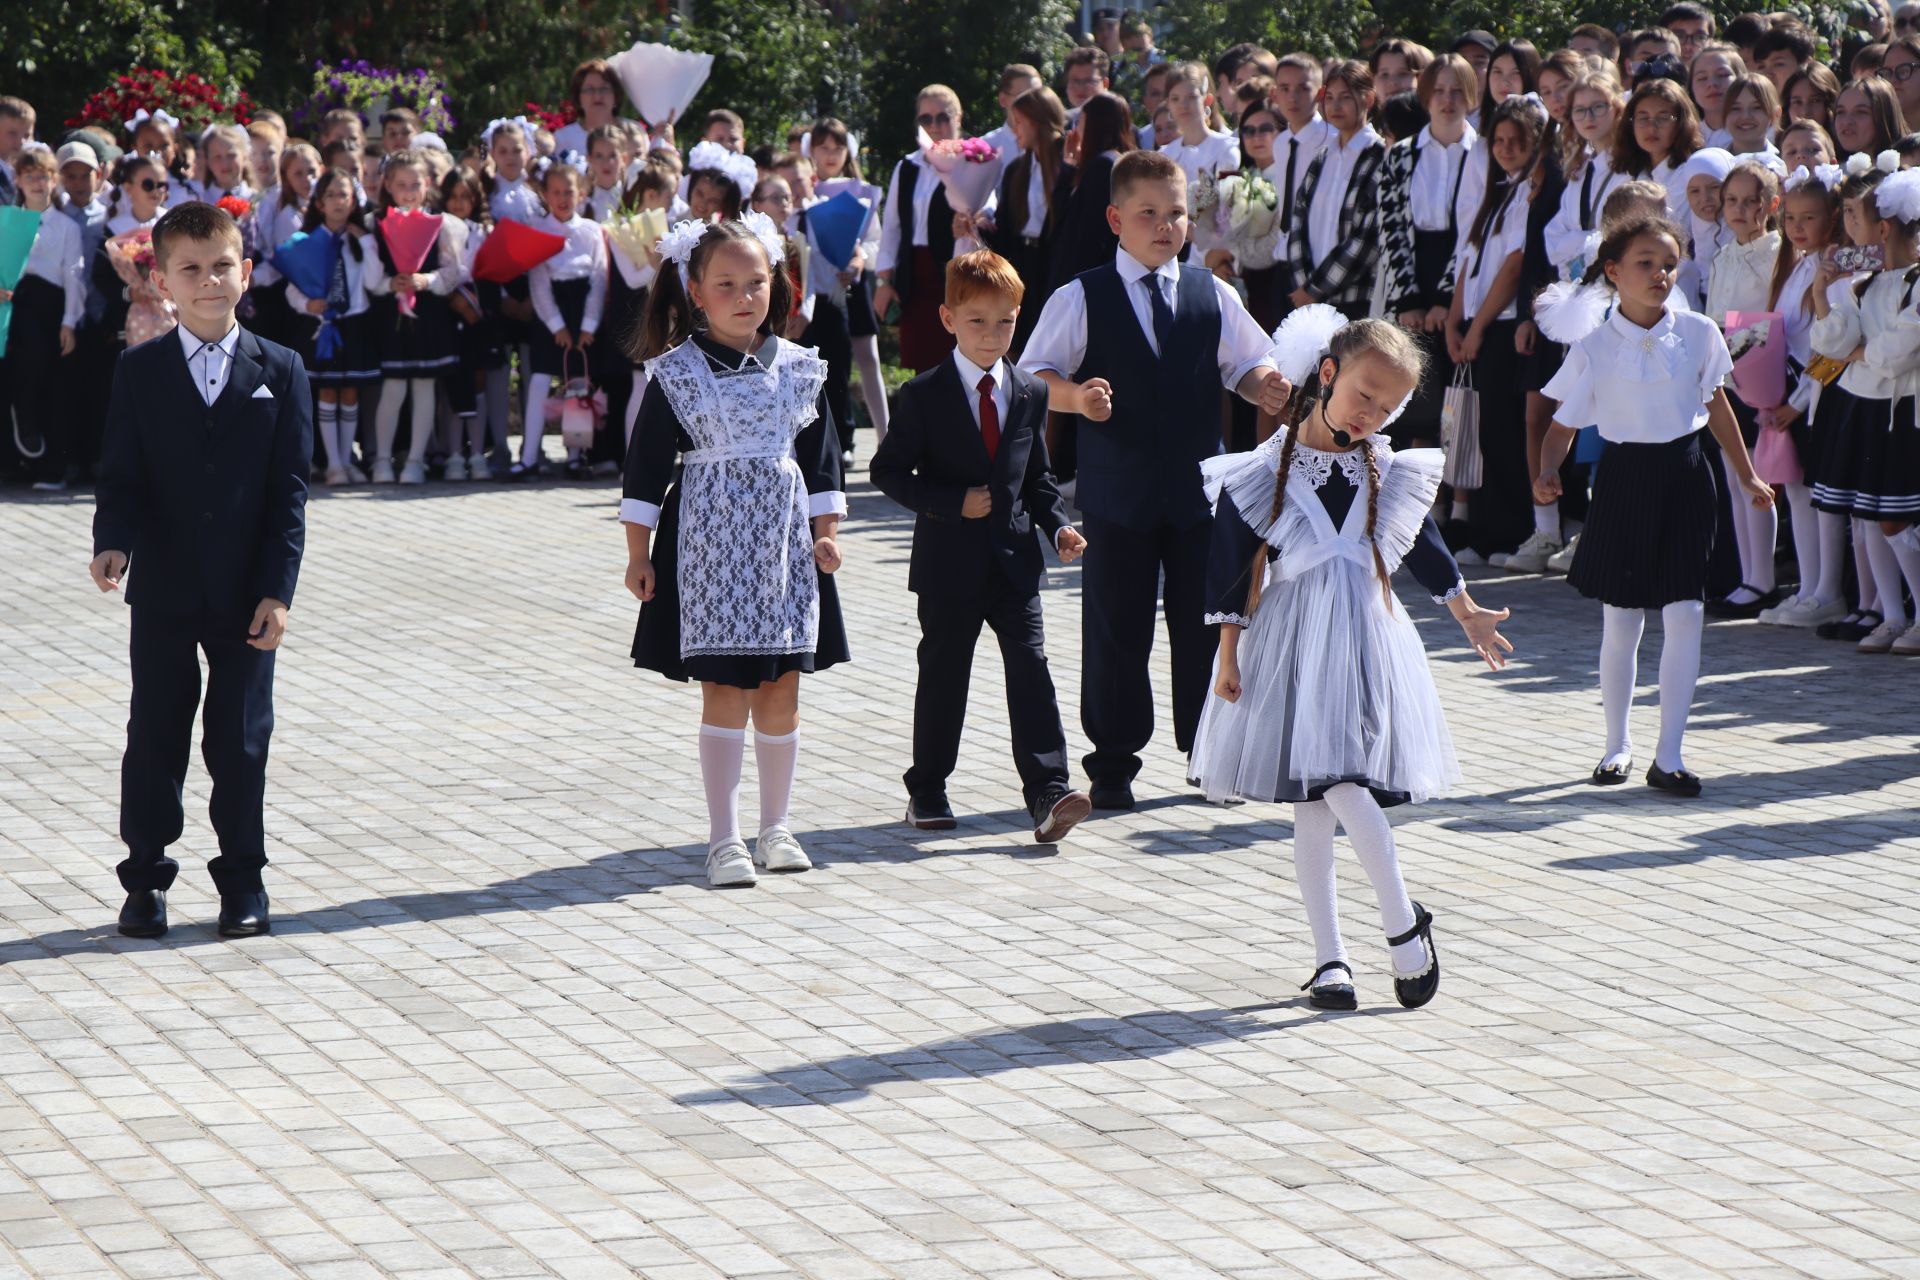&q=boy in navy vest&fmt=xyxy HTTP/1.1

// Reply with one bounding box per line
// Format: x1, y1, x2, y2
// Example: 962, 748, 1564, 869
1019, 149, 1291, 808
90, 202, 313, 940
872, 249, 1092, 842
